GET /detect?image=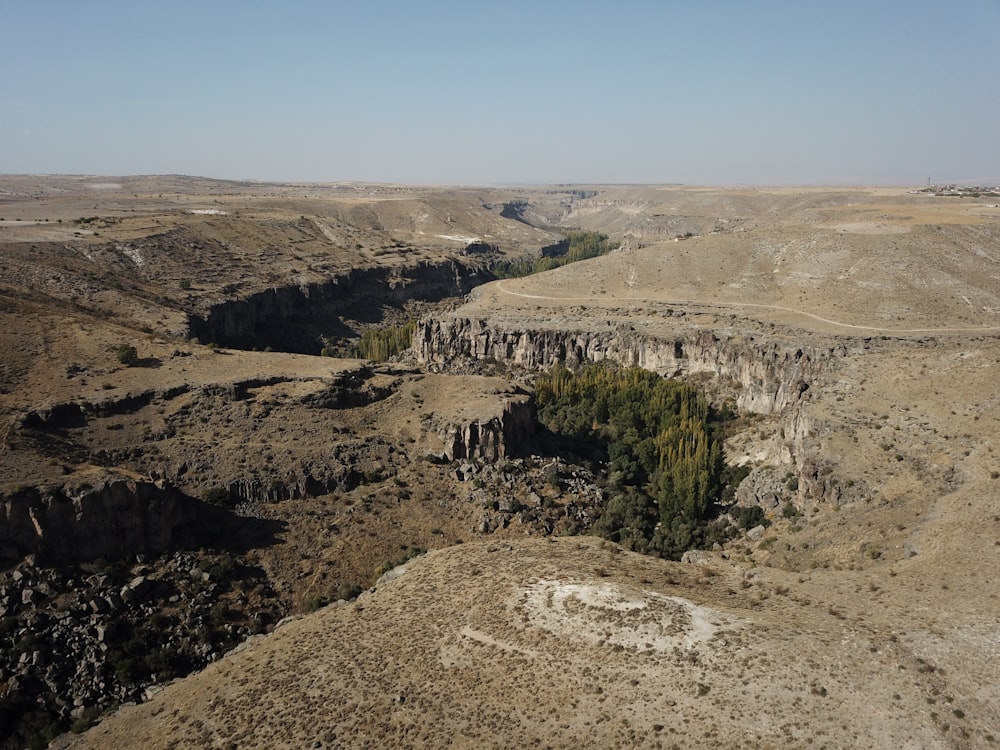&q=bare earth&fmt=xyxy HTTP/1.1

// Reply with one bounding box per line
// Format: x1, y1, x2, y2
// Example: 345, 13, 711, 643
2, 177, 999, 748
62, 536, 979, 750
